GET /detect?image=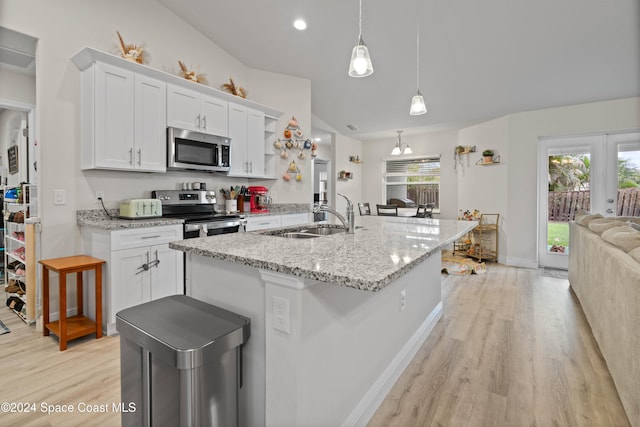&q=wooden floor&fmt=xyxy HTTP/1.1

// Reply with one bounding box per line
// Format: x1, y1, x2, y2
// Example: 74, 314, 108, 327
0, 264, 630, 427
369, 264, 630, 427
